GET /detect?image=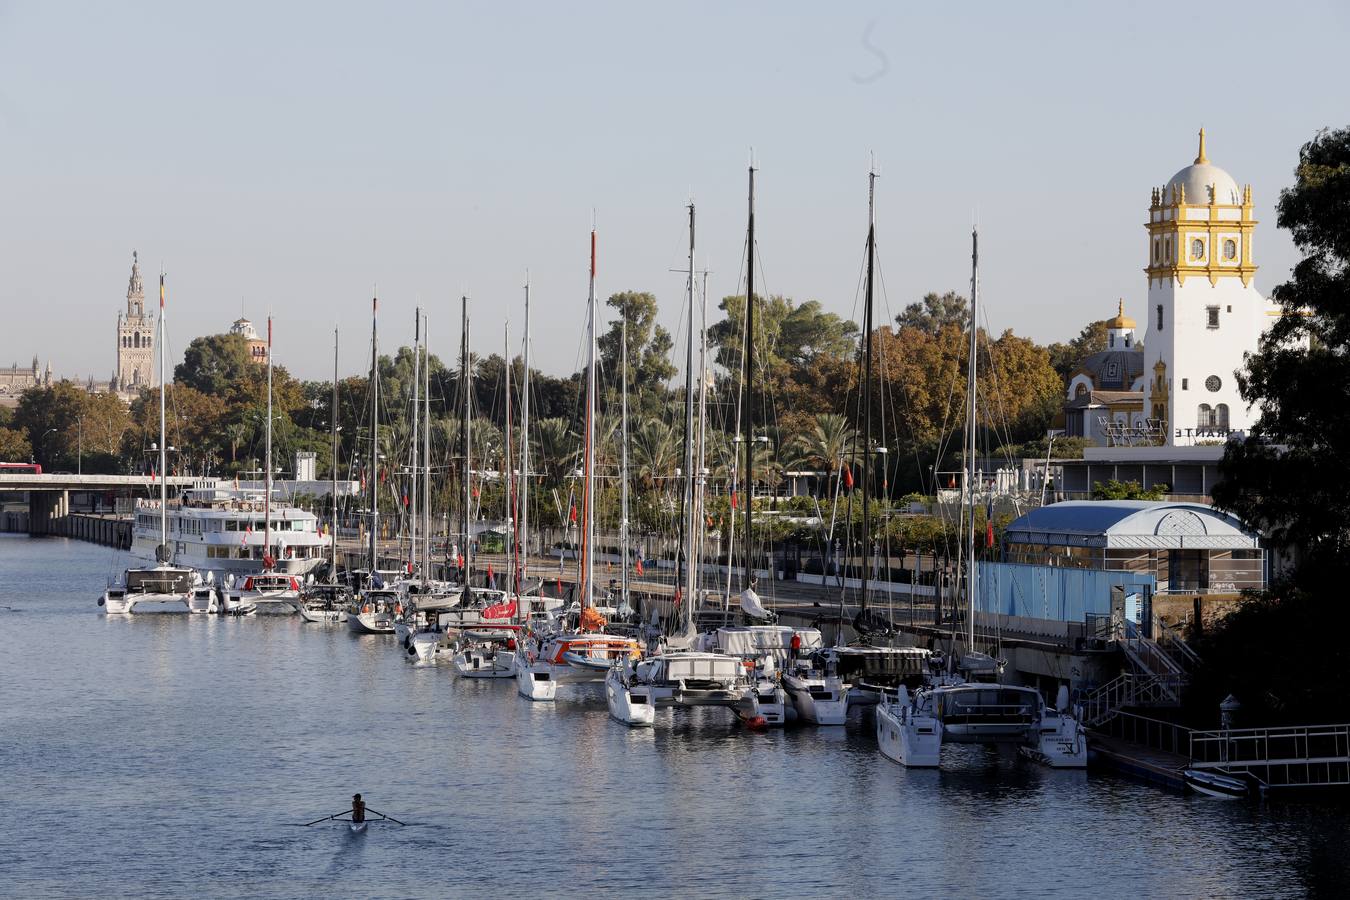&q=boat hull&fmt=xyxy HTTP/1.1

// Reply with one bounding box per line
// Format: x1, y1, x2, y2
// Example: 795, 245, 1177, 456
875, 696, 942, 767
605, 666, 655, 726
